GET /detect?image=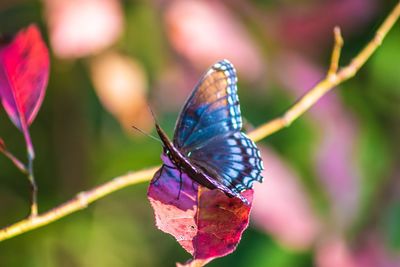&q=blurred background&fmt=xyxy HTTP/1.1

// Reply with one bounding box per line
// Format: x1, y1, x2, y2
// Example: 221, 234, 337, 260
1, 0, 400, 266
